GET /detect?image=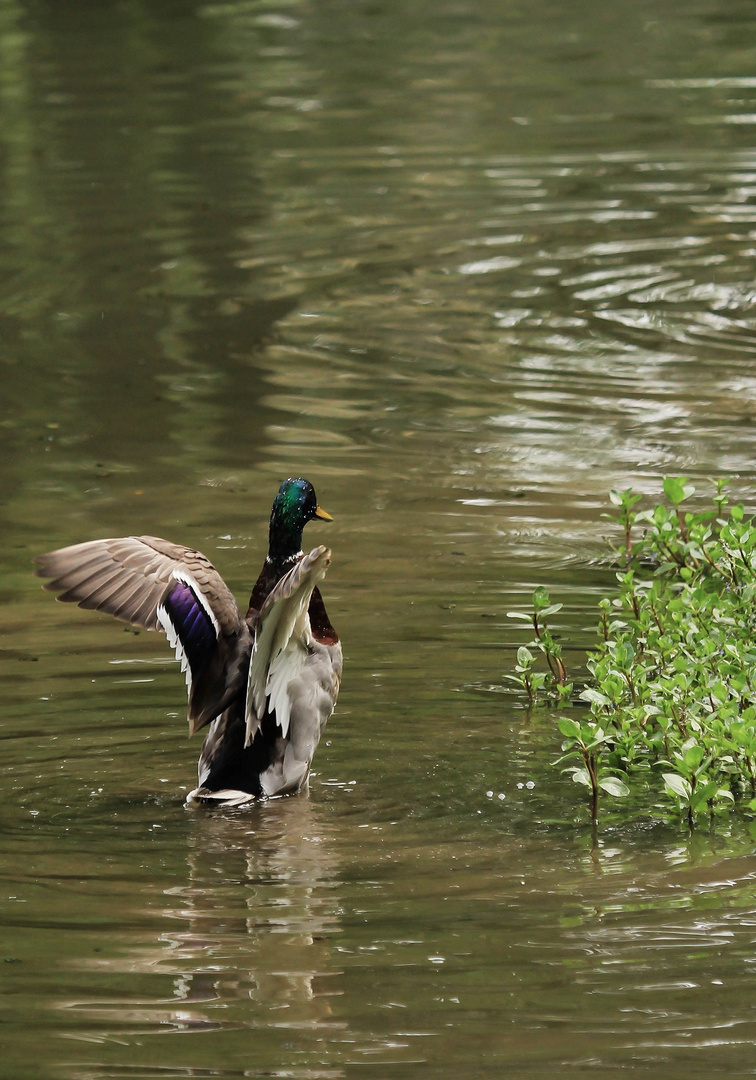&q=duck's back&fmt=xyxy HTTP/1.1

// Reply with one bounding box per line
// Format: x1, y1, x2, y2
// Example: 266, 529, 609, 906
189, 546, 341, 804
